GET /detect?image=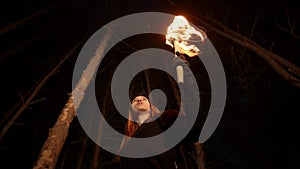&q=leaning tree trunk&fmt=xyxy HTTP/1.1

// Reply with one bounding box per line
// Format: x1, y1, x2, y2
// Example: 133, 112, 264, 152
33, 29, 112, 169
32, 96, 76, 169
